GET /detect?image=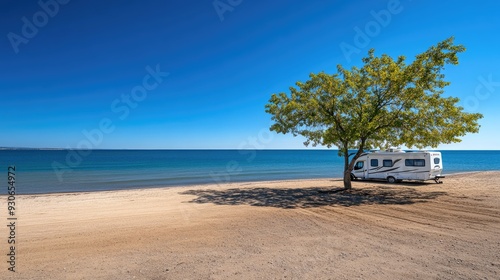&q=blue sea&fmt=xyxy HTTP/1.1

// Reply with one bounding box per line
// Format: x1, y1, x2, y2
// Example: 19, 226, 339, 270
1, 150, 499, 194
